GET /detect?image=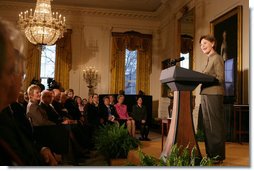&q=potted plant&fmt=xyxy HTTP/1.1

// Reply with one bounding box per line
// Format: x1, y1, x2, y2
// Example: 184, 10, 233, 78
94, 123, 140, 166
